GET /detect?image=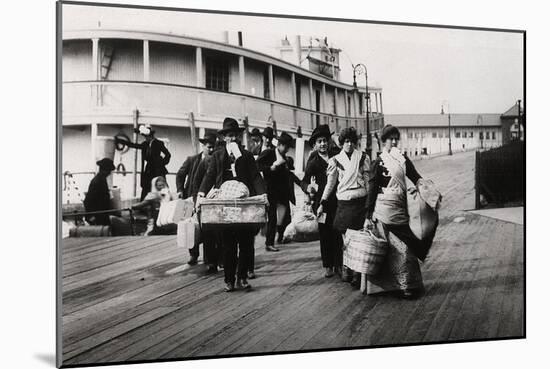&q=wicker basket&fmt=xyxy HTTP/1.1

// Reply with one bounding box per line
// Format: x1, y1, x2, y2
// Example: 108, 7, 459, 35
343, 229, 388, 275
199, 194, 268, 229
